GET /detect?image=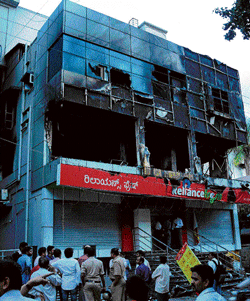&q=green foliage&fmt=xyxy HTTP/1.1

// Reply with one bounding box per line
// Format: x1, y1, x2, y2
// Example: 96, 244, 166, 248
234, 145, 246, 166
233, 118, 250, 167
214, 0, 250, 40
